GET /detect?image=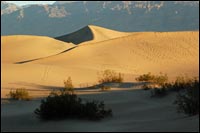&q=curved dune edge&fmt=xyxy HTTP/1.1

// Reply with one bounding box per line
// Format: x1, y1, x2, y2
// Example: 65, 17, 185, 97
1, 30, 199, 98
1, 35, 75, 64
33, 31, 199, 76
1, 30, 199, 132
55, 25, 132, 44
